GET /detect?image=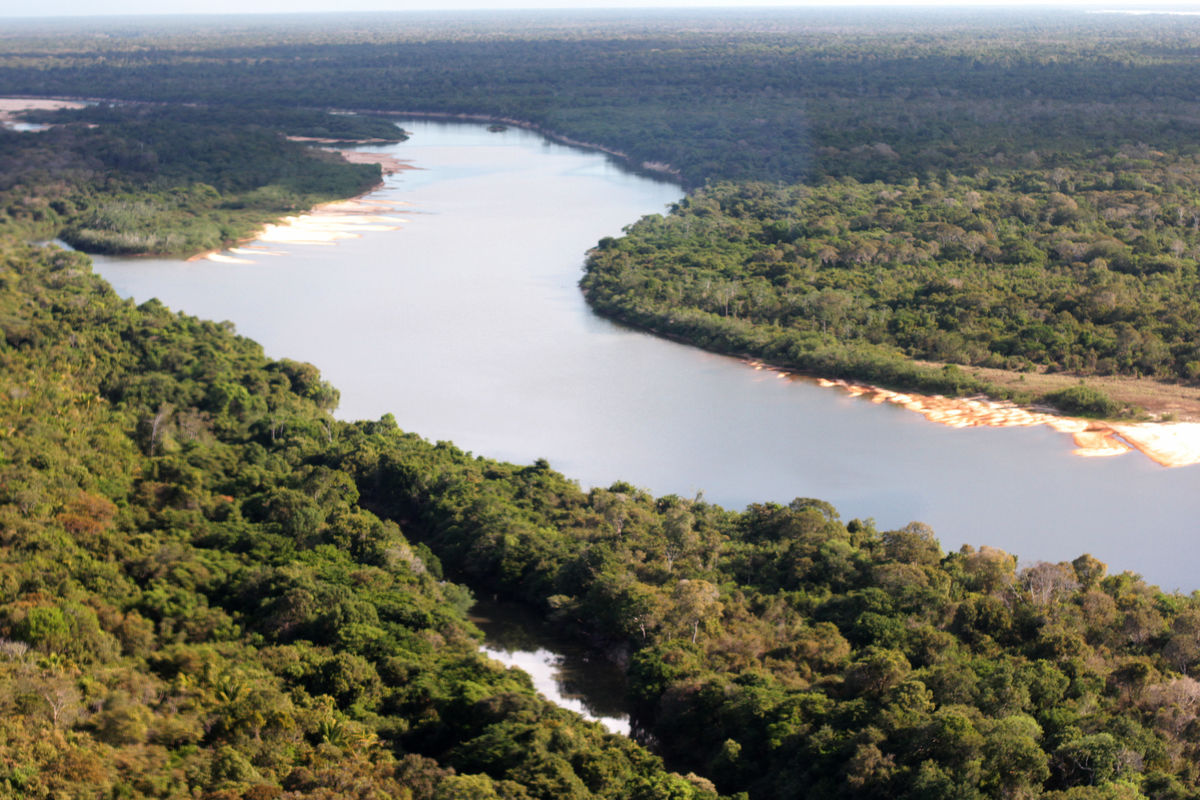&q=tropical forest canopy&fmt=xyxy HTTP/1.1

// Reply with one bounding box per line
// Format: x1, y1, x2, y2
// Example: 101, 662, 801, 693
581, 157, 1200, 408
0, 240, 715, 799
4, 239, 1200, 800
2, 8, 1200, 800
